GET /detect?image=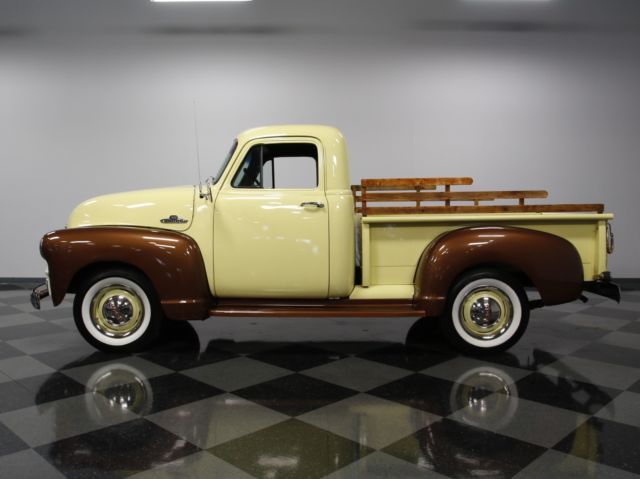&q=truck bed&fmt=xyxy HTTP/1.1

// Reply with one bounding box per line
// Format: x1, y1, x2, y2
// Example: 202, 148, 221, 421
352, 178, 612, 289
